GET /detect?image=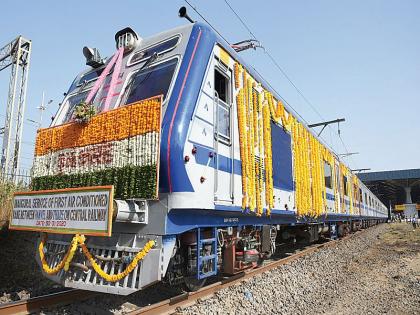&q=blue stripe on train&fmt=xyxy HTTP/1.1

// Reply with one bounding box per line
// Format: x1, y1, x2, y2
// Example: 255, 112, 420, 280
189, 121, 294, 192
165, 207, 386, 234
160, 24, 215, 193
